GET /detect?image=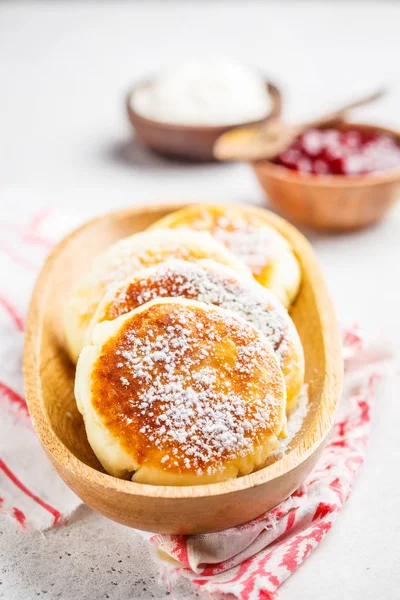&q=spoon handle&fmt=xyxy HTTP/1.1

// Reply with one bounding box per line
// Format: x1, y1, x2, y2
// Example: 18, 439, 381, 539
213, 87, 388, 162
303, 86, 387, 130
